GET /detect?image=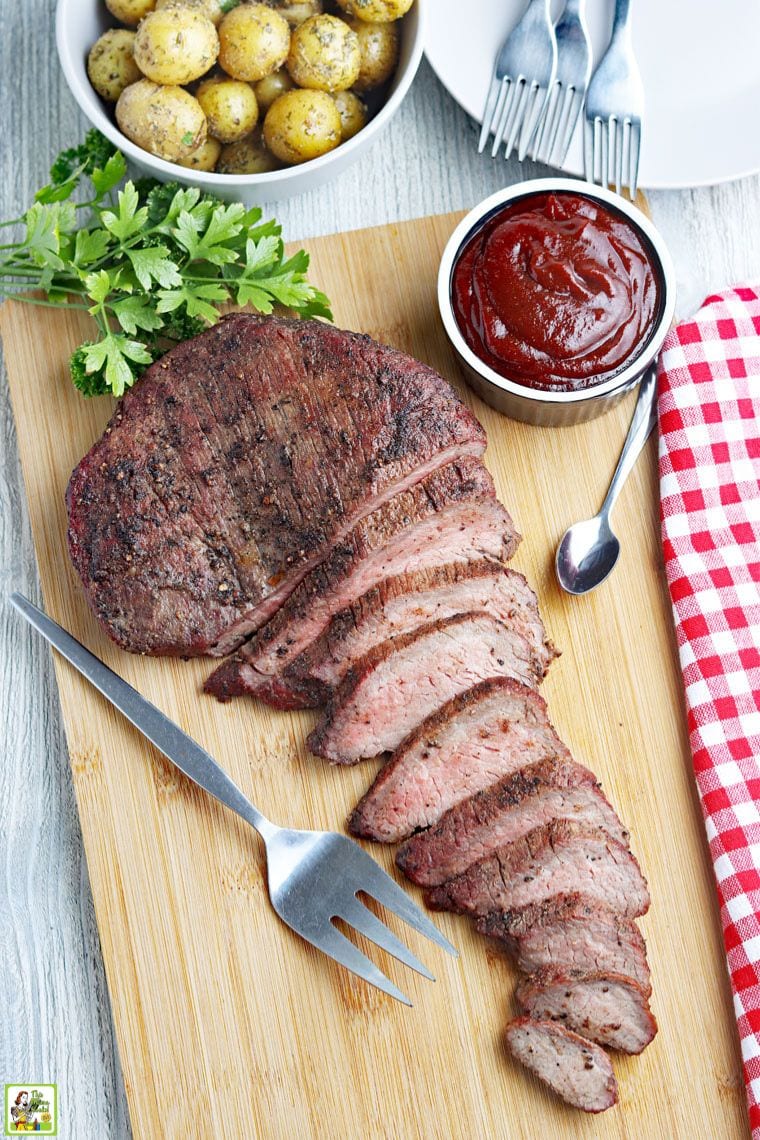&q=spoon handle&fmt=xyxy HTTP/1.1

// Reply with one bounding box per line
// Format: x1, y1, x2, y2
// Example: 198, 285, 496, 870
599, 364, 659, 520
